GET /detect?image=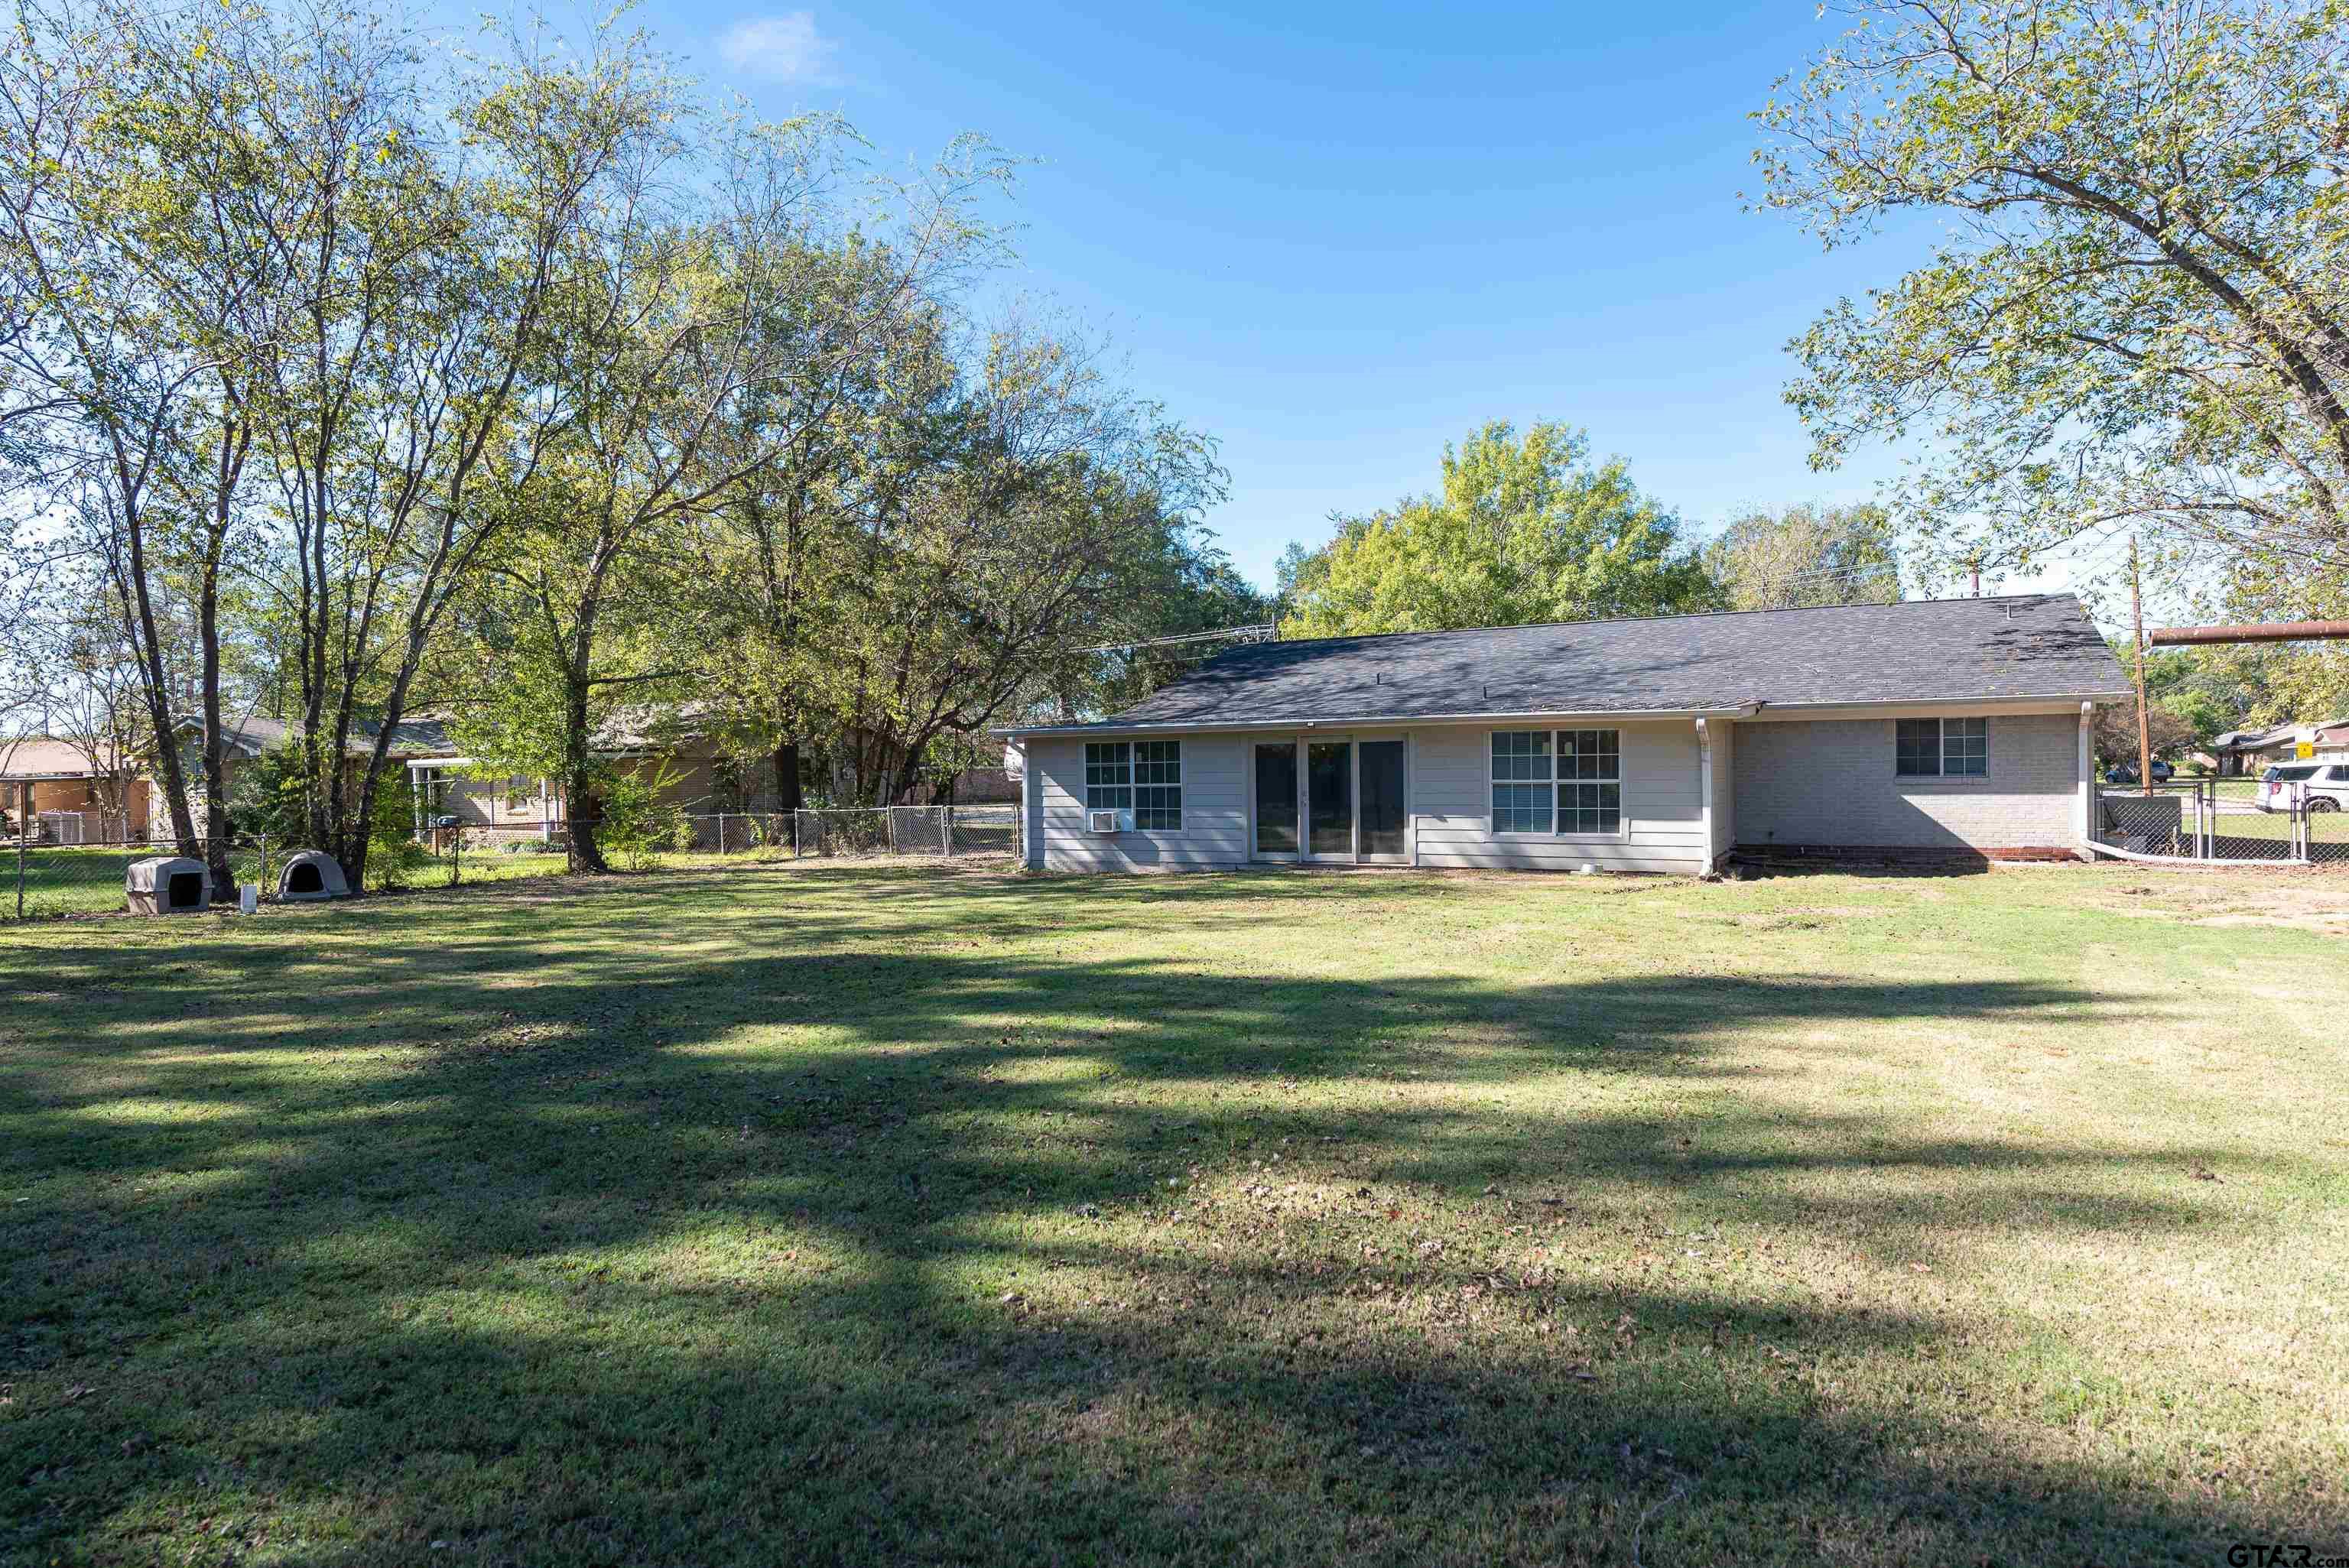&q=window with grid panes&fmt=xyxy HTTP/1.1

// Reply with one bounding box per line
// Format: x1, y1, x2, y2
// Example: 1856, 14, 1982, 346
1941, 716, 1987, 776
1491, 729, 1620, 835
1489, 730, 1553, 833
1895, 718, 1988, 777
1085, 742, 1132, 813
1132, 740, 1182, 829
1555, 729, 1621, 833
